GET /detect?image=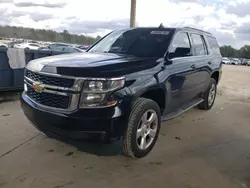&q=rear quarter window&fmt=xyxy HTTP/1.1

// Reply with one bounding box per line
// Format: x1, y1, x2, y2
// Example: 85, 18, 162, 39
206, 36, 221, 55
